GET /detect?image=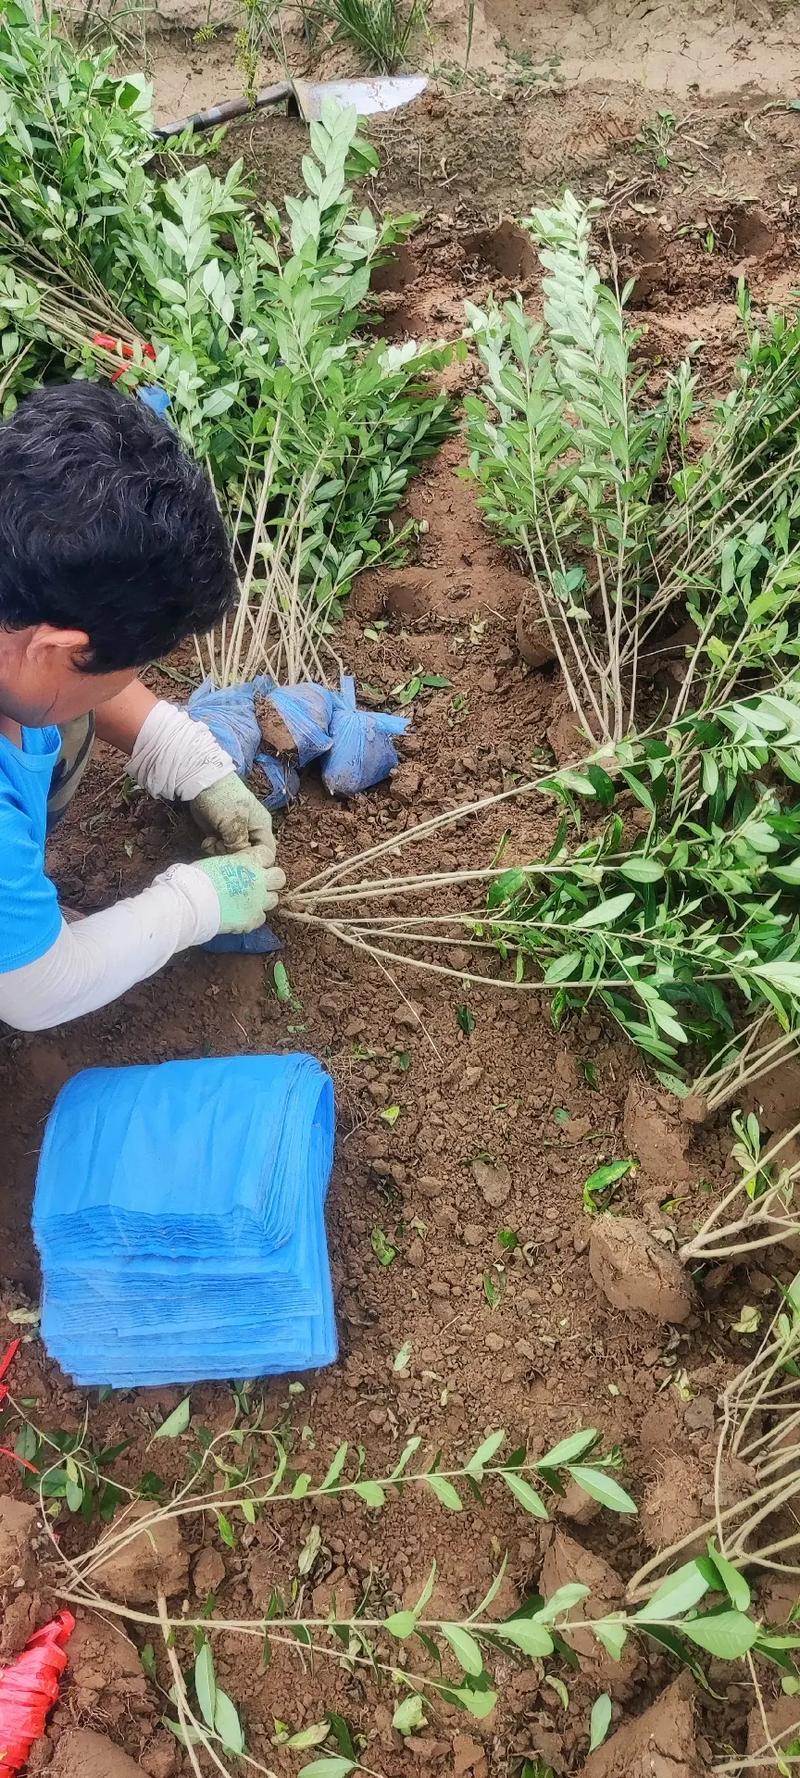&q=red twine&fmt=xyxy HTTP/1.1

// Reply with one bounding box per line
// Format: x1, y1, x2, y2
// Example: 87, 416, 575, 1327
91, 332, 157, 382
0, 1340, 37, 1475
0, 1611, 75, 1774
